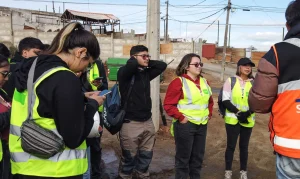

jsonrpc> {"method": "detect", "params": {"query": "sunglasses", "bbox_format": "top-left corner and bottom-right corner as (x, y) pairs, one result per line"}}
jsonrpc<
(134, 54), (151, 60)
(0, 71), (11, 78)
(189, 63), (203, 68)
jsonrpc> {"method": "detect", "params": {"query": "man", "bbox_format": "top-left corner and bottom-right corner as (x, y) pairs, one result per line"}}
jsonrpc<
(117, 45), (167, 178)
(81, 57), (108, 179)
(249, 1), (300, 178)
(3, 37), (44, 98)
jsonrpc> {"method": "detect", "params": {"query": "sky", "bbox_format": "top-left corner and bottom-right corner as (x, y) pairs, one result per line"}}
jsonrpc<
(0, 0), (292, 51)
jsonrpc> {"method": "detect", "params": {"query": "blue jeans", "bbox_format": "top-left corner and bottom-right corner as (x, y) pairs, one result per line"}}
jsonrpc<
(83, 147), (91, 179)
(276, 154), (300, 179)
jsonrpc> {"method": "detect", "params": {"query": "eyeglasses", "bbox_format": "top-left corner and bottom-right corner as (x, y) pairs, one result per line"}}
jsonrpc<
(134, 54), (151, 60)
(0, 71), (11, 78)
(189, 63), (203, 68)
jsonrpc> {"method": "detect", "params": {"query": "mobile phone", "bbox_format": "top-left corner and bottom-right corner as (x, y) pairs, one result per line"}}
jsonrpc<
(99, 90), (111, 96)
(94, 77), (103, 81)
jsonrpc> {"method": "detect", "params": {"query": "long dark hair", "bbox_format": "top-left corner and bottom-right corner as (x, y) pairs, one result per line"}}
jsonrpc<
(45, 22), (100, 60)
(176, 53), (201, 76)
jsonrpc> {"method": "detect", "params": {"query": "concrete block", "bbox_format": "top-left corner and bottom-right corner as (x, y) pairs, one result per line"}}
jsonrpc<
(0, 16), (10, 23)
(100, 44), (111, 50)
(0, 36), (12, 43)
(114, 53), (123, 57)
(14, 30), (37, 37)
(2, 23), (11, 30)
(0, 30), (12, 36)
(114, 39), (125, 45)
(173, 43), (192, 50)
(114, 46), (123, 52)
(98, 37), (111, 43)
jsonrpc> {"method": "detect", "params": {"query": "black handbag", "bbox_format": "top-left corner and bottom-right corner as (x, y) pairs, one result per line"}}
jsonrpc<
(20, 57), (65, 159)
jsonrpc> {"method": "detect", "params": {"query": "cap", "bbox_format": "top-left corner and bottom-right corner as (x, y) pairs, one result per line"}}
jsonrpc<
(237, 58), (255, 67)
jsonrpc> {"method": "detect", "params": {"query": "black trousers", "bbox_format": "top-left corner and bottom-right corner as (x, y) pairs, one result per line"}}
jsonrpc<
(89, 137), (102, 179)
(225, 123), (252, 171)
(174, 121), (207, 179)
(13, 175), (82, 179)
(0, 140), (12, 179)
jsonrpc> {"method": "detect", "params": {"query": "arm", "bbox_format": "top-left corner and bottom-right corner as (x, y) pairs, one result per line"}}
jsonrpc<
(95, 60), (108, 91)
(118, 57), (139, 81)
(249, 48), (278, 113)
(222, 78), (239, 113)
(206, 81), (214, 118)
(163, 78), (185, 121)
(148, 60), (167, 81)
(0, 110), (10, 131)
(51, 71), (98, 149)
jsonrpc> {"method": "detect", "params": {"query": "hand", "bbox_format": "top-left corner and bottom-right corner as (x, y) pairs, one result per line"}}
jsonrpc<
(92, 80), (102, 87)
(237, 111), (251, 124)
(87, 93), (106, 106)
(84, 91), (100, 98)
(179, 117), (188, 124)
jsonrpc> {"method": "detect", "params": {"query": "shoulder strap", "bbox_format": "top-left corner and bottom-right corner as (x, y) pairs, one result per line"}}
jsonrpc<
(26, 57), (38, 121)
(272, 45), (280, 75)
(124, 76), (135, 110)
(230, 77), (236, 90)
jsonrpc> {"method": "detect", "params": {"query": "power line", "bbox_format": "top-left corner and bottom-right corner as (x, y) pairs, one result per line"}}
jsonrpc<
(13, 0), (149, 6)
(122, 10), (147, 17)
(170, 8), (224, 17)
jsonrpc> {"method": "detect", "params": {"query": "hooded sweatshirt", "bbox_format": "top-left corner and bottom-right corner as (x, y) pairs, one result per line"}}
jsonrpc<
(14, 54), (98, 149)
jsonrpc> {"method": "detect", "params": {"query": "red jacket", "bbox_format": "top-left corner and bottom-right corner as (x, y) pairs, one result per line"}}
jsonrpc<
(164, 74), (214, 121)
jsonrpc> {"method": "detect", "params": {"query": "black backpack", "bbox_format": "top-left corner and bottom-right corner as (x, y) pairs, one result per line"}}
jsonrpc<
(218, 77), (254, 118)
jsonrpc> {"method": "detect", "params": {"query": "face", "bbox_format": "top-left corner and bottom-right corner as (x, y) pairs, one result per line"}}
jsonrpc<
(239, 64), (252, 76)
(22, 48), (42, 58)
(186, 57), (203, 76)
(133, 51), (150, 67)
(68, 48), (92, 73)
(0, 65), (10, 88)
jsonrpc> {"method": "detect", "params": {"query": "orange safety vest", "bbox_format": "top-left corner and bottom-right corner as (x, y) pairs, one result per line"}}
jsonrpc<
(270, 39), (300, 158)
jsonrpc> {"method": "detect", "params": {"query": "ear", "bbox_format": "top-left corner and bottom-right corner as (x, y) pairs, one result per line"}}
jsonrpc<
(22, 50), (27, 58)
(74, 47), (88, 58)
(286, 22), (291, 31)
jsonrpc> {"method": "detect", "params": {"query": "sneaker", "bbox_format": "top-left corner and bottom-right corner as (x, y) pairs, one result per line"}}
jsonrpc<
(224, 170), (232, 179)
(240, 170), (248, 179)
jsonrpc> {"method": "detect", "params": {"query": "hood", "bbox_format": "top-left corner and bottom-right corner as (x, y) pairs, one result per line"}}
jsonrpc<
(285, 23), (300, 40)
(15, 54), (68, 92)
(10, 52), (27, 63)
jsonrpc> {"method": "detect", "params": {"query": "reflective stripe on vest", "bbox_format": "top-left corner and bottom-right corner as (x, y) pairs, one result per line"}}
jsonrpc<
(88, 63), (103, 112)
(224, 78), (255, 128)
(9, 67), (88, 177)
(177, 77), (211, 125)
(270, 38), (300, 158)
(0, 140), (2, 162)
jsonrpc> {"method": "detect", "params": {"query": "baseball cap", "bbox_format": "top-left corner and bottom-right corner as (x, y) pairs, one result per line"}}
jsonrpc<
(237, 58), (255, 67)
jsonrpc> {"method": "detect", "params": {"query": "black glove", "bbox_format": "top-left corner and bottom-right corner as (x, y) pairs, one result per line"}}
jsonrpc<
(236, 111), (251, 124)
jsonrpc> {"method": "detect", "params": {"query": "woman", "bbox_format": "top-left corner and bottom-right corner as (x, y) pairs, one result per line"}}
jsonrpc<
(9, 22), (105, 179)
(0, 54), (12, 179)
(164, 53), (214, 179)
(222, 58), (255, 179)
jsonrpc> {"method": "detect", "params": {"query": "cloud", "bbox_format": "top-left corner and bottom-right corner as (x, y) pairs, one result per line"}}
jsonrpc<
(246, 32), (282, 42)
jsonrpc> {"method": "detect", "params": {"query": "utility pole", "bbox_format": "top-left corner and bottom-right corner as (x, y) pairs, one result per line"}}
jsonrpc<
(147, 0), (160, 132)
(220, 0), (231, 82)
(217, 20), (219, 46)
(282, 27), (285, 40)
(228, 24), (231, 48)
(165, 0), (169, 42)
(52, 1), (55, 13)
(46, 5), (47, 12)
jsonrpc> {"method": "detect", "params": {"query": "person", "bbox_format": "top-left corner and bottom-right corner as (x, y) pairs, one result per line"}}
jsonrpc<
(248, 1), (300, 178)
(164, 53), (213, 179)
(3, 37), (45, 98)
(81, 57), (108, 179)
(0, 55), (12, 179)
(222, 58), (255, 179)
(117, 45), (167, 178)
(0, 43), (10, 59)
(9, 22), (105, 179)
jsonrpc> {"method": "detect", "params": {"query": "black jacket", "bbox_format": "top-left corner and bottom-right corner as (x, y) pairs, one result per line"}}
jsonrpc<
(14, 55), (99, 149)
(117, 57), (167, 121)
(3, 52), (28, 98)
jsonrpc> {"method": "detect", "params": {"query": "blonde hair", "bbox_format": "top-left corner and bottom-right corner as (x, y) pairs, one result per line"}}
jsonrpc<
(46, 22), (100, 59)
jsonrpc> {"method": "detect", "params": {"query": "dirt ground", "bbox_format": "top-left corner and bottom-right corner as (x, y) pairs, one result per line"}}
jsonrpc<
(101, 69), (276, 179)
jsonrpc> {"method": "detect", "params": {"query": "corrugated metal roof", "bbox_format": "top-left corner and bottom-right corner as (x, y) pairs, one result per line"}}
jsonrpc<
(64, 9), (119, 21)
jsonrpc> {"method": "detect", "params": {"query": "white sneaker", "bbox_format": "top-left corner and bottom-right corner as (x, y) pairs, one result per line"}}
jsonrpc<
(240, 170), (248, 179)
(224, 170), (232, 179)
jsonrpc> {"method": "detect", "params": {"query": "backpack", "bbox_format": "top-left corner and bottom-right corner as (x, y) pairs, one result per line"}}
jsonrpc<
(218, 77), (254, 118)
(102, 76), (134, 135)
(218, 77), (237, 118)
